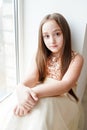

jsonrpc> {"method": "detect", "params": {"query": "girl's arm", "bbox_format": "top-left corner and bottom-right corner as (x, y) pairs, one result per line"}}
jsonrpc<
(19, 54), (39, 88)
(32, 54), (84, 98)
(14, 55), (39, 116)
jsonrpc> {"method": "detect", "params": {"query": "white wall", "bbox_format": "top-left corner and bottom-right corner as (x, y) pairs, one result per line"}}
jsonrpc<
(22, 0), (87, 101)
(77, 25), (87, 101)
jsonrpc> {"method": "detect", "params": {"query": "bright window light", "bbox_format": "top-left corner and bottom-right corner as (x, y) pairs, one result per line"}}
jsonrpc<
(0, 0), (19, 101)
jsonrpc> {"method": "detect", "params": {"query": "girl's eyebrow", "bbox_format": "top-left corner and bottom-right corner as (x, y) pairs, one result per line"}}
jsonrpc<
(43, 28), (62, 33)
(42, 28), (62, 35)
(53, 28), (62, 32)
(43, 32), (48, 35)
(42, 31), (49, 35)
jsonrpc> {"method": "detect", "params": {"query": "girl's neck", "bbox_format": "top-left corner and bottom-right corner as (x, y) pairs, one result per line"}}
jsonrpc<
(51, 52), (62, 59)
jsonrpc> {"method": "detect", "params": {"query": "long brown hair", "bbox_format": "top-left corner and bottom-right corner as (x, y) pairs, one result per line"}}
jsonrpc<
(36, 13), (78, 101)
(36, 13), (72, 81)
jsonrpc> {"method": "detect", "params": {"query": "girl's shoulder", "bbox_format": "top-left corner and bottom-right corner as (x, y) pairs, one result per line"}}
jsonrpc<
(71, 50), (78, 58)
(71, 50), (84, 64)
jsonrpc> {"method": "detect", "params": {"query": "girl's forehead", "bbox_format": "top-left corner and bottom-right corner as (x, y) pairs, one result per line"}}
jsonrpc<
(42, 20), (61, 34)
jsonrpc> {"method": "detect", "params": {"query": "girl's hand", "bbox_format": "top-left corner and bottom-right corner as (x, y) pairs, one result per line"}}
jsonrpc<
(14, 104), (29, 116)
(14, 84), (39, 116)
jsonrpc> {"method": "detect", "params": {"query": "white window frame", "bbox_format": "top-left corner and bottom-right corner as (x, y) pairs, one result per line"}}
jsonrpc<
(0, 0), (24, 102)
(16, 0), (24, 82)
(14, 0), (20, 83)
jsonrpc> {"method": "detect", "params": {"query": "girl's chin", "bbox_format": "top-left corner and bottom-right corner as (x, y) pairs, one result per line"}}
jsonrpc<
(49, 48), (62, 54)
(50, 50), (59, 53)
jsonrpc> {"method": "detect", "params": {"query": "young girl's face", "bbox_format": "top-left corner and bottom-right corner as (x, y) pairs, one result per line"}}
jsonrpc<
(42, 20), (64, 55)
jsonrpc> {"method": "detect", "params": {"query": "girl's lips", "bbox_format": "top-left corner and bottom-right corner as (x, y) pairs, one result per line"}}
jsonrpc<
(50, 45), (57, 48)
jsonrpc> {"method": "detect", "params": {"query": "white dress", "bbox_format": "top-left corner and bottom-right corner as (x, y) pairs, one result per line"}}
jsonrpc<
(0, 54), (81, 130)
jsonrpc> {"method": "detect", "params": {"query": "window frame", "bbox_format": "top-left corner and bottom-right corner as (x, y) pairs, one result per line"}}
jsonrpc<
(14, 0), (24, 83)
(0, 0), (24, 102)
(14, 0), (20, 83)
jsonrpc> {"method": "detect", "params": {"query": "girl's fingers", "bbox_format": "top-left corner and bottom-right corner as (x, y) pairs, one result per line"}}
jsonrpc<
(30, 90), (38, 101)
(18, 106), (24, 116)
(13, 105), (18, 114)
(23, 102), (35, 110)
(18, 106), (30, 116)
(13, 88), (39, 117)
(14, 105), (30, 116)
(28, 99), (36, 106)
(14, 105), (20, 115)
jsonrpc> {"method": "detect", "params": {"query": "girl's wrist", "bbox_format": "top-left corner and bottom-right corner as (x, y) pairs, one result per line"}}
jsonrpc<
(31, 87), (40, 99)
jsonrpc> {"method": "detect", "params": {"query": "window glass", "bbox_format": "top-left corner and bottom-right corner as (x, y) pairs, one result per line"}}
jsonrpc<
(0, 0), (18, 101)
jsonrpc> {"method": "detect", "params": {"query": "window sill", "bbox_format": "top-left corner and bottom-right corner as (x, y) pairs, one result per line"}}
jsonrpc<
(0, 92), (13, 103)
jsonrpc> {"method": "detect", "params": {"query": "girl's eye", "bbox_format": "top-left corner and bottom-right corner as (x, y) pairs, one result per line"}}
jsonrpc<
(46, 35), (49, 38)
(56, 32), (60, 36)
(43, 35), (49, 39)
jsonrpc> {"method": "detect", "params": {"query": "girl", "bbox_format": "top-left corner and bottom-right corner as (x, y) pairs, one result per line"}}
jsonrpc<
(0, 13), (84, 130)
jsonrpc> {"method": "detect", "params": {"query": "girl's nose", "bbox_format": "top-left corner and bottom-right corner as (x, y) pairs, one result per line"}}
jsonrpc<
(50, 36), (55, 44)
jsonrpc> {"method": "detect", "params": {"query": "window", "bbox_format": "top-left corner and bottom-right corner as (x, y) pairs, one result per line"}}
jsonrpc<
(0, 0), (19, 101)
